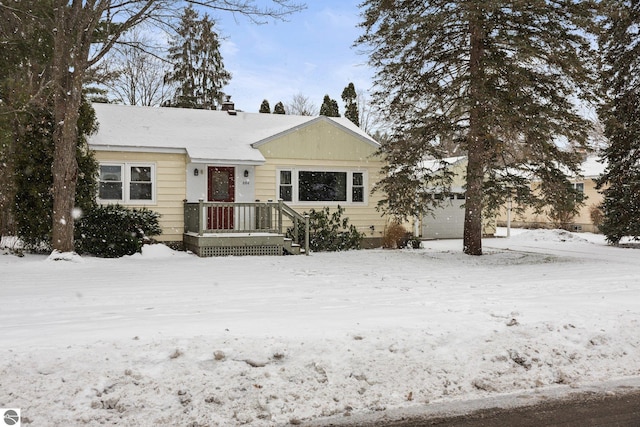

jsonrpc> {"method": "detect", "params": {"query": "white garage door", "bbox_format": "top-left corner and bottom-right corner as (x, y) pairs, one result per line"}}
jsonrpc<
(422, 195), (466, 239)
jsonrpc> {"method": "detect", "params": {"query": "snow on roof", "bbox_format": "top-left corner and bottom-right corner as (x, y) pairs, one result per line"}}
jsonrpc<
(88, 103), (379, 164)
(419, 155), (607, 180)
(579, 156), (607, 178)
(419, 156), (466, 172)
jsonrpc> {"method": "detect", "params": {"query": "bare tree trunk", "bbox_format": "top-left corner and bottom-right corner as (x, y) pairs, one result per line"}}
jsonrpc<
(47, 0), (150, 252)
(49, 2), (92, 253)
(51, 96), (81, 252)
(463, 10), (485, 256)
(51, 54), (79, 251)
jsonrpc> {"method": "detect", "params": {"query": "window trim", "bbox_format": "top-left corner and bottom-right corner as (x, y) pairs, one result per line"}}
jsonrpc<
(98, 162), (156, 205)
(277, 168), (367, 205)
(278, 170), (293, 202)
(572, 182), (585, 193)
(352, 172), (365, 203)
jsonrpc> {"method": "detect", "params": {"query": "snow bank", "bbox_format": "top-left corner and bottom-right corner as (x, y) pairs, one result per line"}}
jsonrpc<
(136, 243), (190, 259)
(508, 228), (591, 243)
(1, 230), (639, 426)
(46, 250), (84, 263)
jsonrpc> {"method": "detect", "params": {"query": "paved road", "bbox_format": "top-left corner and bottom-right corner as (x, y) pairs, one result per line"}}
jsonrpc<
(309, 382), (640, 427)
(368, 389), (640, 426)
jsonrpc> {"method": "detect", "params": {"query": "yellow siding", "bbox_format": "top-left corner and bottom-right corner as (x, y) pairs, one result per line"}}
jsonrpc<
(449, 161), (468, 190)
(258, 120), (379, 161)
(94, 151), (187, 243)
(578, 179), (603, 227)
(256, 128), (388, 243)
(497, 179), (604, 232)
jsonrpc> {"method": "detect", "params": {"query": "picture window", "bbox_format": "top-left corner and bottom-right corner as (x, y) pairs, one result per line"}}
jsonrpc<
(277, 169), (366, 204)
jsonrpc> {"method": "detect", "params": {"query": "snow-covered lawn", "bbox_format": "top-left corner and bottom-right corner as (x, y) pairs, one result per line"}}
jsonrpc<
(1, 229), (639, 426)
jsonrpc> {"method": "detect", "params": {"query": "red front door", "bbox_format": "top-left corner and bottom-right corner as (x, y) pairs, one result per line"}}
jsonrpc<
(207, 166), (235, 230)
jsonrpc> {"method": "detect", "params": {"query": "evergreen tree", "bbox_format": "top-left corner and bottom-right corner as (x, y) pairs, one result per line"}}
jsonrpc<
(259, 99), (271, 113)
(273, 101), (286, 114)
(341, 83), (359, 127)
(164, 6), (231, 109)
(597, 0), (640, 244)
(319, 95), (340, 117)
(14, 96), (98, 249)
(358, 1), (599, 255)
(0, 0), (53, 236)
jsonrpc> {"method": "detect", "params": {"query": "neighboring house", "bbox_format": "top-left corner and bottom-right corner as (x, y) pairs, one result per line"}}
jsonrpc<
(88, 102), (386, 255)
(418, 156), (496, 239)
(498, 156), (607, 233)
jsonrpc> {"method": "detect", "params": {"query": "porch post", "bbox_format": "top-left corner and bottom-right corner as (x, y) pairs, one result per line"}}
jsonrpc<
(198, 198), (205, 236)
(278, 199), (283, 234)
(183, 200), (188, 233)
(304, 214), (310, 255)
(506, 195), (512, 238)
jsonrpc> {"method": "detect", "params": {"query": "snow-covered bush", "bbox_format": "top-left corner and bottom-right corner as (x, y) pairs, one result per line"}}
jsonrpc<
(75, 205), (161, 257)
(288, 205), (363, 252)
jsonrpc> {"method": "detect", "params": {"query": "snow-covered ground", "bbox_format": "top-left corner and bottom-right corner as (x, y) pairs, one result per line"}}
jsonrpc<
(1, 228), (639, 426)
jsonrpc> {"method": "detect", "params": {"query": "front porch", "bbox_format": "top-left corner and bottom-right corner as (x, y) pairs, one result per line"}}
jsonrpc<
(183, 200), (309, 256)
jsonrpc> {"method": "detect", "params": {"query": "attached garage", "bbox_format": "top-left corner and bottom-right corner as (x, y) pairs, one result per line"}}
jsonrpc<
(422, 193), (466, 239)
(416, 156), (496, 240)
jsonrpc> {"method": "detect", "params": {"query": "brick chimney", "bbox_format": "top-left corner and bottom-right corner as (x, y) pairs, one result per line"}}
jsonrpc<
(221, 95), (236, 114)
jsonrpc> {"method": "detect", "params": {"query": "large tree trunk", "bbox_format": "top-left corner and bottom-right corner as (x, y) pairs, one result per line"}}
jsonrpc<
(463, 9), (485, 256)
(50, 4), (86, 253)
(51, 97), (80, 252)
(464, 138), (484, 255)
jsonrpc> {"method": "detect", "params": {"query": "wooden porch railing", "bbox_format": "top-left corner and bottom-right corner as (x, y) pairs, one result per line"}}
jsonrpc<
(184, 199), (310, 255)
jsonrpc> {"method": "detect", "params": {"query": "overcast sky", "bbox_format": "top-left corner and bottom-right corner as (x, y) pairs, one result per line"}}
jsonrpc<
(214, 1), (374, 114)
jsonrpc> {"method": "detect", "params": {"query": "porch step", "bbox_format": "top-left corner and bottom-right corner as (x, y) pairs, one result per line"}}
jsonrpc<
(283, 238), (302, 255)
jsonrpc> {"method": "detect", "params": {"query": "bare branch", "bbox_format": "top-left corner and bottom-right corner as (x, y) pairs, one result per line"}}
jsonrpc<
(185, 0), (306, 23)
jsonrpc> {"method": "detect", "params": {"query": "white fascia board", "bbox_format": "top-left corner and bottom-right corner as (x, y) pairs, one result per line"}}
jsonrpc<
(90, 144), (186, 155)
(188, 158), (265, 166)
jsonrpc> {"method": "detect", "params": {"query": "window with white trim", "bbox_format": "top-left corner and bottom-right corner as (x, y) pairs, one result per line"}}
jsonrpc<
(572, 182), (584, 193)
(277, 169), (366, 204)
(352, 172), (364, 202)
(279, 170), (293, 202)
(98, 163), (156, 204)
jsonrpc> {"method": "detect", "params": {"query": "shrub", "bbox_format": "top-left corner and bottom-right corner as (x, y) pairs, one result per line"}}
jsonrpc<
(382, 222), (407, 249)
(288, 205), (363, 252)
(382, 222), (420, 249)
(75, 205), (161, 257)
(405, 235), (422, 249)
(589, 205), (604, 230)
